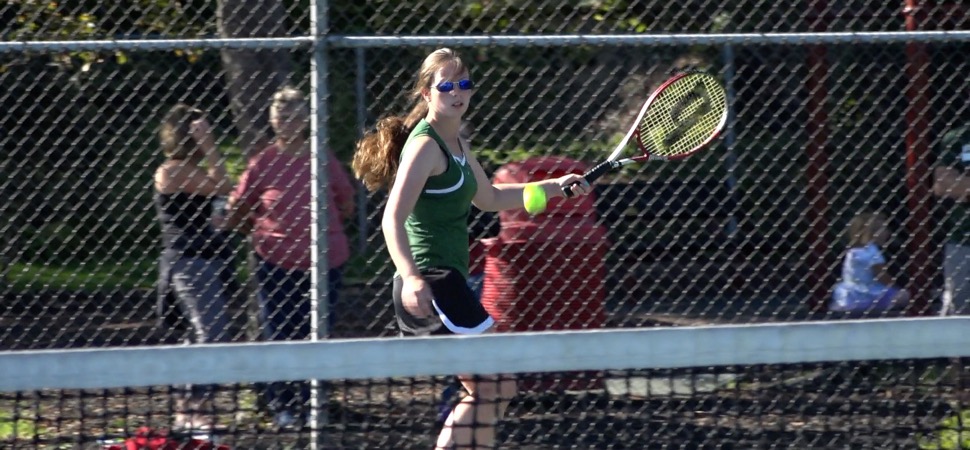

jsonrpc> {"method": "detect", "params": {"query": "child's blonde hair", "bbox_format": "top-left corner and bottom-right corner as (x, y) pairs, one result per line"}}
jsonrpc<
(846, 212), (888, 248)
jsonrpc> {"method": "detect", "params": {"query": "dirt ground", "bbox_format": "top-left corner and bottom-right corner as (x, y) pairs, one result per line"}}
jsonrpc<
(2, 362), (964, 449)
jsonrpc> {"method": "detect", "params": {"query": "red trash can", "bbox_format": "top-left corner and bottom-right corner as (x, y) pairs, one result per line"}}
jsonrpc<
(480, 156), (608, 391)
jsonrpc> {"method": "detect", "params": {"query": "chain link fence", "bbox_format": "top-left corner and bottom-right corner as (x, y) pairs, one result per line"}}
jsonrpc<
(2, 0), (970, 448)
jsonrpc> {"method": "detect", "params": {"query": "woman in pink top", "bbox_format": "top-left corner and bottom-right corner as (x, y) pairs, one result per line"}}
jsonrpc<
(226, 87), (356, 428)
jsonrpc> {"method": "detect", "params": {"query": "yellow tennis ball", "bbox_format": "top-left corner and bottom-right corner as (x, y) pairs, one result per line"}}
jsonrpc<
(523, 183), (548, 215)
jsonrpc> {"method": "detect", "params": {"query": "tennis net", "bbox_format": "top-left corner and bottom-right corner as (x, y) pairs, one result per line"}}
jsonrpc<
(1, 318), (969, 449)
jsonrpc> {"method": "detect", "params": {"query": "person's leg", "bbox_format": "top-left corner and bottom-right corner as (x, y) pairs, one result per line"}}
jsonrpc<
(255, 259), (311, 426)
(436, 374), (517, 450)
(289, 269), (312, 422)
(170, 257), (232, 430)
(326, 267), (343, 335)
(171, 257), (232, 342)
(254, 258), (290, 420)
(393, 268), (501, 447)
(942, 243), (957, 316)
(943, 243), (970, 400)
(944, 243), (970, 315)
(438, 272), (486, 422)
(431, 268), (503, 449)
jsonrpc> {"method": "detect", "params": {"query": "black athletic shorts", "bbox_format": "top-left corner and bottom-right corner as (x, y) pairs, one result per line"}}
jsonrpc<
(393, 267), (494, 336)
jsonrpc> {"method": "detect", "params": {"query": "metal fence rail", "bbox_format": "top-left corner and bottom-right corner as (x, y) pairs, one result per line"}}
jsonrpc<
(325, 30), (970, 47)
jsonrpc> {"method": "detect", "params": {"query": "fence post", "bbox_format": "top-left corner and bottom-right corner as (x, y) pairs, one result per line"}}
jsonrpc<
(310, 0), (331, 447)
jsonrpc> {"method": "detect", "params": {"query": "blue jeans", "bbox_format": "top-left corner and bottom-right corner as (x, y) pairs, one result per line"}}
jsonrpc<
(254, 257), (342, 414)
(170, 256), (232, 404)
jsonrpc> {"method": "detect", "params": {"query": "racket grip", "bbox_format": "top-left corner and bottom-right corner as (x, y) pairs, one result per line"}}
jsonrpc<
(562, 160), (617, 198)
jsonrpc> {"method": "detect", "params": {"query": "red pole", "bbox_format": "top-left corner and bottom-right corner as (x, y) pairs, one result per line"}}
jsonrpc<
(902, 0), (938, 316)
(805, 0), (834, 312)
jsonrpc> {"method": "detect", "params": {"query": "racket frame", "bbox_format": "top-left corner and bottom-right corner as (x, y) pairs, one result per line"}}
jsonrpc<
(563, 71), (728, 197)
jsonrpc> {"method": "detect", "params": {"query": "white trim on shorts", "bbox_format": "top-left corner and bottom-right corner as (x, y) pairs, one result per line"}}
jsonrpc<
(433, 299), (494, 335)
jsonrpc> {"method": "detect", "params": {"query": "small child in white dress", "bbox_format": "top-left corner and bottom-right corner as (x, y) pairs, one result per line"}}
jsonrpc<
(831, 212), (910, 313)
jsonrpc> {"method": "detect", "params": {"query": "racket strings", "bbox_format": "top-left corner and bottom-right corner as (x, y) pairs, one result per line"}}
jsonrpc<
(636, 74), (728, 158)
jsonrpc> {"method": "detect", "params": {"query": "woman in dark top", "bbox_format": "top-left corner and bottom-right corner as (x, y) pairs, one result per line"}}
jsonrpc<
(153, 104), (234, 432)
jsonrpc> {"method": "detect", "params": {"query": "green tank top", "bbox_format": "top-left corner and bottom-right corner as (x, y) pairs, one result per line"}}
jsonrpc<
(401, 119), (478, 278)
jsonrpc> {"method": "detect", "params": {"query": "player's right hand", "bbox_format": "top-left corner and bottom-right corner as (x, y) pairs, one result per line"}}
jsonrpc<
(402, 275), (434, 318)
(557, 174), (592, 198)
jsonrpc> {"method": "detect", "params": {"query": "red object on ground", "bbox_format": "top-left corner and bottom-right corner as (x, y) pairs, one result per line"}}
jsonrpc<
(480, 157), (608, 390)
(103, 426), (230, 450)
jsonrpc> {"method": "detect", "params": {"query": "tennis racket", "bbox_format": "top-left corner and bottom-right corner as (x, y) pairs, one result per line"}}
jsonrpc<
(563, 71), (729, 197)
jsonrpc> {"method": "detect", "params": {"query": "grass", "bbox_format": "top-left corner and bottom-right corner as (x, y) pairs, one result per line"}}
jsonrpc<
(4, 259), (156, 292)
(0, 127), (251, 295)
(920, 410), (970, 449)
(0, 410), (44, 441)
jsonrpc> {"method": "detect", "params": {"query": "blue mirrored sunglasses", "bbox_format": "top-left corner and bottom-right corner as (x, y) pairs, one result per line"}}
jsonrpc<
(435, 79), (475, 93)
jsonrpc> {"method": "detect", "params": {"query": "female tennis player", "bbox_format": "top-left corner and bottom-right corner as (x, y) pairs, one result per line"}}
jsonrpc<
(353, 47), (592, 450)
